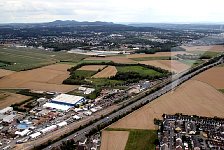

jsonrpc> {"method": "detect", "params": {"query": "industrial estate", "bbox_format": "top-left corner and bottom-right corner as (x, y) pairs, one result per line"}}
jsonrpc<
(0, 19), (224, 150)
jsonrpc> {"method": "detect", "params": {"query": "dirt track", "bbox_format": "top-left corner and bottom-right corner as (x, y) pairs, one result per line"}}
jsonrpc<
(110, 79), (224, 130)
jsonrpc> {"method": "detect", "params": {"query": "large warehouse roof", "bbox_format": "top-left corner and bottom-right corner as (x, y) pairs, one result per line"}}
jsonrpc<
(43, 103), (72, 111)
(51, 94), (85, 105)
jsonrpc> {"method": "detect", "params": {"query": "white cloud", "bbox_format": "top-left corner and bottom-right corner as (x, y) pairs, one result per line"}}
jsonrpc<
(0, 0), (224, 23)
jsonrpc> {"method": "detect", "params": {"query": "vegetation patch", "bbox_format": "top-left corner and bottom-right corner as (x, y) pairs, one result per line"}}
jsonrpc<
(131, 56), (172, 61)
(219, 89), (224, 93)
(125, 130), (157, 150)
(178, 59), (205, 67)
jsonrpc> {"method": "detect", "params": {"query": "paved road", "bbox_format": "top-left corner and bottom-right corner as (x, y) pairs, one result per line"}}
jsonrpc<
(44, 57), (223, 150)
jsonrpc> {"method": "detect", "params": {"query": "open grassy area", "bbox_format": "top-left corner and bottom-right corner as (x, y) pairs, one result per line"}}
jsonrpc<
(90, 78), (124, 87)
(105, 128), (157, 150)
(72, 70), (97, 78)
(0, 47), (87, 71)
(131, 56), (172, 61)
(116, 66), (162, 77)
(125, 130), (157, 150)
(178, 59), (205, 68)
(190, 51), (220, 58)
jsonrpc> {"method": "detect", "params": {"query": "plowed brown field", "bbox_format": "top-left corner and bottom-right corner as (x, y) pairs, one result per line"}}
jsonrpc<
(181, 45), (224, 52)
(77, 65), (106, 71)
(93, 66), (117, 78)
(110, 80), (224, 130)
(0, 69), (15, 78)
(139, 60), (190, 73)
(0, 64), (78, 93)
(193, 66), (224, 89)
(100, 131), (129, 150)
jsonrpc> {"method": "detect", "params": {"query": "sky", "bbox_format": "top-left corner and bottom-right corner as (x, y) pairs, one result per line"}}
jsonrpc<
(1, 0), (224, 23)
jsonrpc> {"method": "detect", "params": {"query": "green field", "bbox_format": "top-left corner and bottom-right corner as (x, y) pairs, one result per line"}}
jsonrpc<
(116, 66), (162, 77)
(105, 128), (157, 150)
(219, 89), (224, 93)
(178, 59), (204, 67)
(190, 51), (220, 58)
(72, 70), (97, 78)
(125, 130), (157, 150)
(131, 56), (172, 61)
(0, 47), (87, 71)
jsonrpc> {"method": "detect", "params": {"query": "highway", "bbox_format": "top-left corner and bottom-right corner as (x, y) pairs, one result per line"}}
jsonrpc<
(41, 56), (223, 150)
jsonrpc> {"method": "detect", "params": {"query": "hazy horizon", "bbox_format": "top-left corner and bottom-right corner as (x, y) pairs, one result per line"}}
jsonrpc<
(1, 0), (224, 24)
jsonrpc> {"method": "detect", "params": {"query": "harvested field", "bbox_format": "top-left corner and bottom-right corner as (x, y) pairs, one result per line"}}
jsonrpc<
(139, 60), (190, 73)
(93, 66), (117, 78)
(110, 80), (224, 130)
(77, 65), (106, 71)
(100, 131), (129, 150)
(0, 92), (31, 109)
(193, 66), (224, 89)
(84, 57), (135, 64)
(0, 69), (15, 78)
(126, 51), (190, 58)
(181, 45), (224, 52)
(0, 64), (78, 93)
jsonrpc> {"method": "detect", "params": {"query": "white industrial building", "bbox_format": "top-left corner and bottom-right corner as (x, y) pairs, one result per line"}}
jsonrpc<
(29, 132), (41, 139)
(57, 121), (67, 128)
(3, 114), (16, 123)
(51, 94), (86, 106)
(41, 125), (57, 134)
(43, 102), (73, 112)
(73, 115), (81, 120)
(0, 107), (13, 114)
(15, 129), (31, 137)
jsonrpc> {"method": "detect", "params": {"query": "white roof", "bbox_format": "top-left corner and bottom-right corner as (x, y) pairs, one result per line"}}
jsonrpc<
(43, 103), (72, 111)
(73, 115), (81, 120)
(41, 125), (57, 134)
(30, 132), (41, 139)
(90, 108), (97, 113)
(3, 114), (16, 123)
(0, 107), (13, 114)
(57, 121), (67, 127)
(15, 129), (30, 136)
(52, 94), (84, 105)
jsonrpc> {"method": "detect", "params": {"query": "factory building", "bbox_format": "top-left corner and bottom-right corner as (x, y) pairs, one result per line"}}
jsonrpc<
(51, 94), (86, 106)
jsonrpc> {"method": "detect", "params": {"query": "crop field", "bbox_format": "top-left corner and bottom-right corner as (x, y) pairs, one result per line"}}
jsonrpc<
(84, 56), (136, 64)
(139, 60), (190, 73)
(73, 70), (97, 78)
(181, 45), (224, 52)
(193, 66), (224, 89)
(0, 64), (78, 93)
(0, 47), (86, 71)
(125, 51), (190, 59)
(0, 91), (31, 109)
(110, 79), (224, 130)
(100, 131), (129, 150)
(93, 66), (117, 78)
(116, 65), (162, 76)
(77, 65), (106, 71)
(0, 69), (15, 78)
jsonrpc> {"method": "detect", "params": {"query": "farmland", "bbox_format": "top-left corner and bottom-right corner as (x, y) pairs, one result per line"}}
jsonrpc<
(139, 60), (190, 73)
(93, 66), (117, 78)
(0, 91), (31, 109)
(0, 47), (86, 71)
(84, 56), (136, 64)
(0, 64), (78, 93)
(0, 69), (15, 78)
(181, 45), (224, 52)
(110, 79), (224, 130)
(125, 51), (190, 58)
(77, 65), (106, 71)
(193, 66), (224, 89)
(100, 131), (129, 150)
